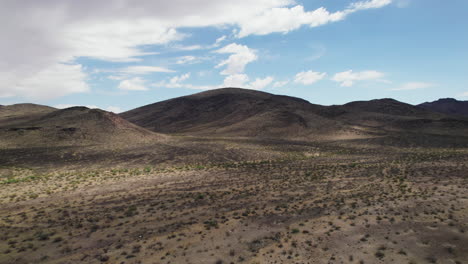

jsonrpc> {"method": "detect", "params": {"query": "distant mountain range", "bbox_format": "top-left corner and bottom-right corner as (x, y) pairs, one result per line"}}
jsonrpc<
(418, 98), (468, 117)
(121, 88), (468, 140)
(1, 88), (468, 148)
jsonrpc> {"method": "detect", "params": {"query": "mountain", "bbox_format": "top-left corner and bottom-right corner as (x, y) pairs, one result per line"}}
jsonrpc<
(0, 106), (162, 148)
(323, 98), (468, 138)
(120, 88), (356, 139)
(418, 98), (468, 117)
(121, 88), (468, 141)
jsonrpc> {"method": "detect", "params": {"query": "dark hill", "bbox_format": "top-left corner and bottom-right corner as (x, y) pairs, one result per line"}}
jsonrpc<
(419, 98), (468, 117)
(0, 106), (162, 148)
(323, 98), (468, 137)
(120, 88), (354, 139)
(343, 98), (432, 117)
(0, 103), (57, 127)
(121, 88), (468, 142)
(0, 103), (56, 117)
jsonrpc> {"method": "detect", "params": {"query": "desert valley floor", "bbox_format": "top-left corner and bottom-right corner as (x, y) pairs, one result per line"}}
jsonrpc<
(0, 137), (467, 264)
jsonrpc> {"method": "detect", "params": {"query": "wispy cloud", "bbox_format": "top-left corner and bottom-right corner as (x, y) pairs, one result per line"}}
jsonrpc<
(120, 66), (175, 74)
(118, 77), (149, 91)
(215, 43), (258, 75)
(391, 82), (435, 91)
(273, 80), (290, 88)
(331, 70), (385, 87)
(294, 71), (327, 85)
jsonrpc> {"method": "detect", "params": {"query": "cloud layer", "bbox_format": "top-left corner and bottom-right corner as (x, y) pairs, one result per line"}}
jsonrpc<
(0, 0), (392, 100)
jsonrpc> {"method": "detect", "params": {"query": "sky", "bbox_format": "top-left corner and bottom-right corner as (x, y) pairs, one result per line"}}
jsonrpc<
(1, 0), (467, 113)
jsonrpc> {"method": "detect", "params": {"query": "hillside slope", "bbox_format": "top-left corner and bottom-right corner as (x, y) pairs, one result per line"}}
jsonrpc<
(0, 103), (57, 127)
(419, 98), (468, 117)
(0, 106), (163, 148)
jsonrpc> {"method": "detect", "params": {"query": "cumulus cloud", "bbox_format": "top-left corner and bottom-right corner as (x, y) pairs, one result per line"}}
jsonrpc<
(391, 82), (435, 91)
(331, 70), (385, 87)
(222, 74), (274, 90)
(216, 44), (258, 75)
(222, 74), (251, 87)
(248, 76), (274, 90)
(237, 6), (345, 37)
(118, 77), (149, 91)
(237, 0), (392, 37)
(294, 71), (327, 85)
(215, 43), (262, 90)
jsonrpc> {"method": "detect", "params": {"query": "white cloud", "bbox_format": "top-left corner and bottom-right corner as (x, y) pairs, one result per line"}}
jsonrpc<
(64, 21), (180, 62)
(273, 80), (290, 88)
(170, 44), (204, 51)
(155, 72), (218, 90)
(170, 73), (191, 85)
(223, 74), (250, 87)
(294, 71), (327, 85)
(459, 92), (468, 98)
(221, 74), (273, 90)
(176, 56), (198, 65)
(118, 77), (148, 91)
(237, 6), (345, 37)
(391, 82), (435, 91)
(106, 106), (123, 113)
(249, 76), (274, 90)
(214, 35), (227, 47)
(162, 73), (191, 88)
(154, 70), (273, 91)
(0, 63), (89, 100)
(120, 66), (174, 74)
(348, 0), (393, 11)
(331, 70), (385, 87)
(216, 43), (258, 75)
(237, 0), (392, 37)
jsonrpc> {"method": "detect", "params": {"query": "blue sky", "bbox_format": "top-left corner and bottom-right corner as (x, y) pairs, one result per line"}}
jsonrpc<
(1, 0), (467, 112)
